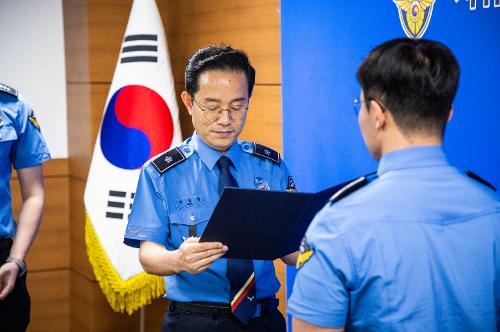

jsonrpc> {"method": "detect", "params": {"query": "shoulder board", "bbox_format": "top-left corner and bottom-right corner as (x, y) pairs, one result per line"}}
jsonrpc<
(465, 170), (496, 192)
(0, 83), (18, 97)
(252, 143), (281, 164)
(329, 172), (376, 205)
(151, 147), (189, 174)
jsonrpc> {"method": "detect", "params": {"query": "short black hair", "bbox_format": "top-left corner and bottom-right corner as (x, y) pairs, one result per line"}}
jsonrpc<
(184, 44), (256, 97)
(357, 38), (460, 135)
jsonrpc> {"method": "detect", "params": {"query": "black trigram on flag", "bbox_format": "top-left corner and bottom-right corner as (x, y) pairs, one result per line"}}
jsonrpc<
(106, 190), (135, 220)
(120, 34), (158, 63)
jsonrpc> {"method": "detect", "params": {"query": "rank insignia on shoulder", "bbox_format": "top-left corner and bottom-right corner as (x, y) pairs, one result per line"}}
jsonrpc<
(28, 110), (41, 131)
(253, 143), (281, 164)
(329, 172), (376, 205)
(152, 147), (186, 174)
(286, 176), (297, 192)
(465, 170), (496, 191)
(296, 236), (314, 269)
(0, 83), (18, 97)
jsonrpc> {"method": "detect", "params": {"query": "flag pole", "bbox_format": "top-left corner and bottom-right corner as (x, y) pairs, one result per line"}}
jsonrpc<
(140, 307), (145, 332)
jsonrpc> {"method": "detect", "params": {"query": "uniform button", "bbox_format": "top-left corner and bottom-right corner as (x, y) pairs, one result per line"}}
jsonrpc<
(190, 214), (196, 222)
(183, 147), (191, 153)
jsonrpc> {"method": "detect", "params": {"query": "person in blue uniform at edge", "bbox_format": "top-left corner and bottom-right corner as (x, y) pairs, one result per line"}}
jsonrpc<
(124, 45), (298, 332)
(0, 83), (51, 331)
(288, 38), (500, 332)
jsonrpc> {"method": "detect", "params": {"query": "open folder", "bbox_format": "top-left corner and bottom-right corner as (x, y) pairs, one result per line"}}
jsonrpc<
(200, 180), (351, 260)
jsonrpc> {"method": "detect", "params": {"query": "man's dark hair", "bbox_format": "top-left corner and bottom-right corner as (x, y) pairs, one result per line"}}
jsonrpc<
(357, 38), (460, 135)
(185, 44), (256, 97)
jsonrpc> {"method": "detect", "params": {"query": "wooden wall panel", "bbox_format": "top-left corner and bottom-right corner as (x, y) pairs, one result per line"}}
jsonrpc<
(69, 177), (94, 279)
(158, 0), (281, 85)
(85, 1), (132, 83)
(67, 83), (92, 180)
(81, 0), (281, 85)
(64, 0), (89, 83)
(70, 270), (168, 332)
(67, 83), (108, 180)
(10, 160), (70, 271)
(9, 159), (70, 332)
(11, 177), (70, 270)
(241, 85), (282, 152)
(28, 270), (70, 332)
(70, 271), (136, 331)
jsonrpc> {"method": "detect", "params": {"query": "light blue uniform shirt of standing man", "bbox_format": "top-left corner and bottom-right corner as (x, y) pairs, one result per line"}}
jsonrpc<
(288, 145), (500, 331)
(0, 88), (51, 238)
(125, 133), (295, 303)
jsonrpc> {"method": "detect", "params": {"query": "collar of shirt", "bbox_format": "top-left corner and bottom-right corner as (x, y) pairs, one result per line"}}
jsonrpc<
(191, 132), (242, 171)
(377, 145), (449, 176)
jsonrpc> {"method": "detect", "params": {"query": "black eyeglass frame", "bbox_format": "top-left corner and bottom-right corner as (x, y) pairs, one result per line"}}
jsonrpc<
(192, 97), (249, 122)
(353, 97), (387, 116)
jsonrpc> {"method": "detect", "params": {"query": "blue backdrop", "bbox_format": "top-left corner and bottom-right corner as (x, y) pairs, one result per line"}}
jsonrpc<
(281, 0), (500, 327)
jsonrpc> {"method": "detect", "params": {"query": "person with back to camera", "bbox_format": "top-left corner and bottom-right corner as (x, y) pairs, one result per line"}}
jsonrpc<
(288, 38), (500, 332)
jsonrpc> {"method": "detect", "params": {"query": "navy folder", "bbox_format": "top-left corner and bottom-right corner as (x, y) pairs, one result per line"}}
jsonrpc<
(200, 181), (349, 260)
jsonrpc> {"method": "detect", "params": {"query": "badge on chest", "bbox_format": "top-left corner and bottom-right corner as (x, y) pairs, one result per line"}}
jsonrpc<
(175, 194), (206, 210)
(254, 177), (270, 191)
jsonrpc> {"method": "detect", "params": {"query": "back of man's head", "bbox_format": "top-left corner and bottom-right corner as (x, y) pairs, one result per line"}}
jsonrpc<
(357, 38), (460, 136)
(184, 44), (256, 97)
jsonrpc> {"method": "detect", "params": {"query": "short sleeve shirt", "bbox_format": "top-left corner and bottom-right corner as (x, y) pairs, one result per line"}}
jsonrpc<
(0, 90), (51, 237)
(124, 133), (294, 303)
(288, 146), (500, 331)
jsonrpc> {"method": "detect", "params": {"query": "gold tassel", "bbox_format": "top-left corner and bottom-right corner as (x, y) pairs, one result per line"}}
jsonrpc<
(84, 211), (166, 315)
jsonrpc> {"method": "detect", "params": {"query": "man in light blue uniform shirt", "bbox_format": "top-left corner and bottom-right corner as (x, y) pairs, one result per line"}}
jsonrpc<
(0, 83), (50, 331)
(288, 39), (500, 331)
(124, 45), (297, 332)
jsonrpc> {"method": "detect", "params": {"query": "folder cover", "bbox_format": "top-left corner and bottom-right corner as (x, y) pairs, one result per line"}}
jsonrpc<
(200, 181), (349, 260)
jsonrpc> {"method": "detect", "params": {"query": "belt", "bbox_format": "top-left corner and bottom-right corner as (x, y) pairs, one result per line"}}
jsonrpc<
(170, 297), (279, 318)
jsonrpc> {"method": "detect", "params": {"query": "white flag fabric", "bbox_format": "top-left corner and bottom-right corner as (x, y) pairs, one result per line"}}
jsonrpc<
(84, 0), (181, 314)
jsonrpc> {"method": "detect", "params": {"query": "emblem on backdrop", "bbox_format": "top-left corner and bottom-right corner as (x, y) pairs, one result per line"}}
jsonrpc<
(394, 0), (436, 39)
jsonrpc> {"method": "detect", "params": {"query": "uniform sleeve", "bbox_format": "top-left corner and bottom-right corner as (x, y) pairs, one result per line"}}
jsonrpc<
(124, 166), (169, 248)
(287, 209), (354, 328)
(11, 101), (51, 169)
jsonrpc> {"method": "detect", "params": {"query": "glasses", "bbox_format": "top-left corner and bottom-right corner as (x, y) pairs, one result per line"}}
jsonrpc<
(193, 98), (248, 122)
(353, 97), (386, 116)
(353, 98), (363, 116)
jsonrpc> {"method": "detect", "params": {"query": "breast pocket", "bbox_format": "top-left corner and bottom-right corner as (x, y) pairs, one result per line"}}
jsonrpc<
(169, 208), (213, 247)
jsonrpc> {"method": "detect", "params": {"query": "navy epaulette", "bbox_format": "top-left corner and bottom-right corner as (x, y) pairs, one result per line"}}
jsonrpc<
(329, 172), (376, 205)
(151, 147), (189, 174)
(465, 170), (496, 192)
(252, 143), (281, 164)
(0, 83), (18, 97)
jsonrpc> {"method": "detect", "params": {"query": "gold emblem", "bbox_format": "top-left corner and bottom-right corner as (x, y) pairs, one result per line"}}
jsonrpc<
(394, 0), (436, 39)
(296, 237), (315, 269)
(28, 111), (41, 130)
